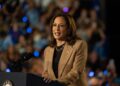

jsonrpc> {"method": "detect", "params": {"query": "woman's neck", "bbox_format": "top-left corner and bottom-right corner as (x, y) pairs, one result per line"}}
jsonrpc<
(56, 40), (66, 46)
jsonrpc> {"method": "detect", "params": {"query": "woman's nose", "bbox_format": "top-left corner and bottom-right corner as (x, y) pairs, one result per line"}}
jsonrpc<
(56, 25), (60, 30)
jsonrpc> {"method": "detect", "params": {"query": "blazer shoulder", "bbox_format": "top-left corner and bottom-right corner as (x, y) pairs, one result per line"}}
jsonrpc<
(73, 39), (88, 54)
(72, 39), (88, 52)
(44, 46), (52, 51)
(74, 39), (87, 47)
(44, 46), (53, 55)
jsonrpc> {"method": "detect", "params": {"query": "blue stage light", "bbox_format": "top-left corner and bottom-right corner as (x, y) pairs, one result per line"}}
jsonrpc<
(88, 70), (94, 77)
(63, 7), (69, 13)
(26, 27), (32, 33)
(5, 68), (11, 72)
(22, 16), (28, 23)
(103, 69), (108, 76)
(33, 50), (39, 57)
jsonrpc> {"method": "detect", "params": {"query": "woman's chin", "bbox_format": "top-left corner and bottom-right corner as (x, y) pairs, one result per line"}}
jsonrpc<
(54, 36), (61, 39)
(55, 37), (63, 40)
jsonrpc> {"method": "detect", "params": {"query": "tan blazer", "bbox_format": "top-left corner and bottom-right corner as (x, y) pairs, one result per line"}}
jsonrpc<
(43, 40), (88, 86)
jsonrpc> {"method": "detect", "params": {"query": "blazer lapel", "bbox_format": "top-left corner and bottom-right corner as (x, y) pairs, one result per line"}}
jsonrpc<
(58, 43), (73, 77)
(48, 47), (56, 79)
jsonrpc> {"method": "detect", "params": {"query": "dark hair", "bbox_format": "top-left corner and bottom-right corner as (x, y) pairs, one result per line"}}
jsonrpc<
(49, 13), (80, 47)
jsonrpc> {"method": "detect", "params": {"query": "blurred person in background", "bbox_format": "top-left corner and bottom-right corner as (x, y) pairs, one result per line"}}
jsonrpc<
(32, 28), (48, 53)
(22, 58), (43, 76)
(87, 50), (101, 72)
(42, 13), (88, 86)
(2, 0), (21, 23)
(24, 0), (39, 27)
(77, 8), (89, 29)
(8, 21), (23, 44)
(16, 35), (27, 54)
(20, 42), (34, 61)
(88, 77), (100, 86)
(77, 20), (97, 43)
(3, 45), (21, 72)
(0, 25), (13, 52)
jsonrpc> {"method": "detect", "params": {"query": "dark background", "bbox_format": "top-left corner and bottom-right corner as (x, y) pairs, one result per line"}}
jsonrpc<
(106, 0), (120, 77)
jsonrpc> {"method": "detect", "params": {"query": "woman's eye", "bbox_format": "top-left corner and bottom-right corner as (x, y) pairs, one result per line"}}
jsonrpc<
(52, 24), (66, 28)
(59, 25), (65, 28)
(53, 24), (56, 27)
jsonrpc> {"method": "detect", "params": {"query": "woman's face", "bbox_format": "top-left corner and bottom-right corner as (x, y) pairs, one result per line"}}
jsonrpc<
(52, 16), (67, 41)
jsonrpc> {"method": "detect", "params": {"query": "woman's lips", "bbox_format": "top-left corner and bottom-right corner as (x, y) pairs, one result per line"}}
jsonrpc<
(54, 32), (61, 36)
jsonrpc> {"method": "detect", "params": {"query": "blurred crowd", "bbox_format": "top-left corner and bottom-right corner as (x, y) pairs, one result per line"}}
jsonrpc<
(0, 0), (119, 85)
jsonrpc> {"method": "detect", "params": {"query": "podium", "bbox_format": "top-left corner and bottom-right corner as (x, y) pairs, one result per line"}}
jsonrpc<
(0, 72), (65, 86)
(0, 72), (26, 86)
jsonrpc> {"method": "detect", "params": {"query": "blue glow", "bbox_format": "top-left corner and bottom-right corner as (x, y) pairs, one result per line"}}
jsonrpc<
(34, 50), (39, 57)
(26, 27), (32, 33)
(63, 7), (69, 13)
(5, 68), (11, 72)
(106, 83), (109, 86)
(103, 70), (108, 76)
(22, 16), (28, 22)
(88, 71), (94, 77)
(0, 4), (2, 9)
